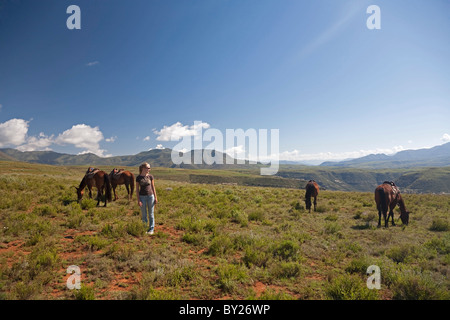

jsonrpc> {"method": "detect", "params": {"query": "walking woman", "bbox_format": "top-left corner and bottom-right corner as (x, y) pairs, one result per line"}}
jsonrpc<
(136, 162), (158, 235)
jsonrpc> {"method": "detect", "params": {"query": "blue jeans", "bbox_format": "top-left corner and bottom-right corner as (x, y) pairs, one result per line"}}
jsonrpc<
(139, 195), (155, 232)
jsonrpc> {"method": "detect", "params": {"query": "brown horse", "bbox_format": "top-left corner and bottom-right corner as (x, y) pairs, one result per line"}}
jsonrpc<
(109, 169), (135, 201)
(374, 181), (410, 228)
(305, 180), (319, 212)
(75, 168), (112, 207)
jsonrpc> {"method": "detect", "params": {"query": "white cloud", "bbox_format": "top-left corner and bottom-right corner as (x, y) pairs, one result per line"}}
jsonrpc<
(86, 61), (99, 67)
(105, 136), (117, 143)
(225, 145), (245, 157)
(0, 118), (29, 147)
(0, 119), (112, 156)
(55, 124), (108, 157)
(265, 146), (406, 163)
(17, 133), (54, 152)
(154, 121), (210, 141)
(441, 133), (450, 143)
(143, 136), (151, 141)
(149, 144), (165, 151)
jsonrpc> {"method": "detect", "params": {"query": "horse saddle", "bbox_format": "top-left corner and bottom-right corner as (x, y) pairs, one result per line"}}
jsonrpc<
(383, 181), (400, 195)
(85, 167), (100, 179)
(111, 168), (124, 180)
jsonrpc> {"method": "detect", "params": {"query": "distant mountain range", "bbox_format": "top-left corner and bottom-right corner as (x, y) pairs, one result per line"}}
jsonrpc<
(0, 148), (252, 169)
(3, 143), (448, 169)
(1, 146), (450, 193)
(320, 142), (450, 168)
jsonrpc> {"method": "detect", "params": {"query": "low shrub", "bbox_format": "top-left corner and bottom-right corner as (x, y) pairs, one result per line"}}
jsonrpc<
(315, 205), (327, 213)
(270, 261), (303, 278)
(386, 245), (415, 264)
(73, 285), (95, 300)
(208, 234), (234, 256)
(182, 232), (207, 246)
(166, 265), (198, 287)
(430, 218), (449, 232)
(272, 240), (301, 261)
(391, 270), (449, 300)
(345, 256), (371, 275)
(32, 205), (57, 217)
(216, 263), (248, 293)
(80, 198), (97, 210)
(326, 275), (379, 300)
(126, 220), (147, 237)
(243, 246), (271, 268)
(324, 222), (341, 235)
(248, 210), (265, 222)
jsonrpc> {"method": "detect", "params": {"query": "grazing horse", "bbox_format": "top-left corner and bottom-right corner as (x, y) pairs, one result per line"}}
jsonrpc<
(109, 168), (135, 201)
(75, 168), (112, 207)
(375, 181), (410, 228)
(305, 180), (319, 213)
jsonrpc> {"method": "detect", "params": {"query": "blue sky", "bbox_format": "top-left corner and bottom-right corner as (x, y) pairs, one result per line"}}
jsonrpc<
(0, 0), (449, 163)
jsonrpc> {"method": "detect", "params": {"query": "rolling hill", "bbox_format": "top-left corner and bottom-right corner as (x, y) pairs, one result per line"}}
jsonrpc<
(320, 142), (450, 168)
(0, 148), (251, 169)
(275, 166), (450, 193)
(2, 147), (450, 193)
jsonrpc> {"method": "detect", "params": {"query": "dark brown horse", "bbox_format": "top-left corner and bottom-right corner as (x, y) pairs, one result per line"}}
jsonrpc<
(375, 181), (410, 228)
(75, 168), (112, 207)
(305, 180), (319, 212)
(109, 169), (135, 201)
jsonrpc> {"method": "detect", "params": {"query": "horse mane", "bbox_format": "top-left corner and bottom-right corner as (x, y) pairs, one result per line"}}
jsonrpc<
(78, 176), (87, 189)
(305, 183), (314, 198)
(397, 195), (408, 214)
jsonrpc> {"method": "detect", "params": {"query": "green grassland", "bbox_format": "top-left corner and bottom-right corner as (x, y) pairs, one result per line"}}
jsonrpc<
(0, 161), (449, 300)
(276, 166), (450, 193)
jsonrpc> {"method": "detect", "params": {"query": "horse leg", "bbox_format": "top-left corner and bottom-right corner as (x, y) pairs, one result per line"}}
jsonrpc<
(389, 210), (396, 226)
(113, 185), (118, 201)
(388, 202), (396, 226)
(313, 196), (317, 212)
(102, 186), (107, 207)
(96, 186), (105, 207)
(377, 208), (382, 228)
(96, 189), (101, 207)
(383, 208), (390, 228)
(378, 205), (388, 228)
(305, 196), (311, 213)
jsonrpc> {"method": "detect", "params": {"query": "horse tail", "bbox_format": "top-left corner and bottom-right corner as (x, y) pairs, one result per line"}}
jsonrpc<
(305, 182), (313, 208)
(305, 183), (313, 198)
(104, 173), (112, 202)
(378, 187), (387, 213)
(130, 172), (135, 200)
